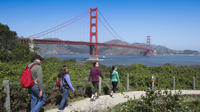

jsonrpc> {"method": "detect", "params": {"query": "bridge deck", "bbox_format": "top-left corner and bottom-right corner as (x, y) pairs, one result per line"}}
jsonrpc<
(20, 38), (150, 50)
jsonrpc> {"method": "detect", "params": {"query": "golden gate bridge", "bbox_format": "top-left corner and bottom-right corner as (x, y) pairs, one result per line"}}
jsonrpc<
(20, 8), (151, 60)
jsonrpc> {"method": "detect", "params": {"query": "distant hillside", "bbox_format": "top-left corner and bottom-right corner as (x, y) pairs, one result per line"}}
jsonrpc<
(36, 38), (200, 56)
(99, 40), (145, 55)
(43, 38), (61, 40)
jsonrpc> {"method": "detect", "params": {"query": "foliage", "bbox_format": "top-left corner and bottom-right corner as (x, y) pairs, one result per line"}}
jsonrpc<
(0, 23), (18, 50)
(119, 64), (200, 90)
(1, 59), (200, 111)
(10, 44), (37, 62)
(0, 23), (37, 62)
(0, 49), (12, 62)
(182, 95), (200, 111)
(114, 89), (191, 112)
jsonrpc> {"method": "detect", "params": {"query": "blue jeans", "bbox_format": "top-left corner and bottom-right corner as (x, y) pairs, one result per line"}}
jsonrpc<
(58, 87), (69, 110)
(29, 88), (46, 112)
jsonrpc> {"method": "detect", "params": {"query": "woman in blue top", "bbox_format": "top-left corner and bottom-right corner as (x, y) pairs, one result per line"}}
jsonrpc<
(110, 65), (120, 97)
(58, 66), (75, 111)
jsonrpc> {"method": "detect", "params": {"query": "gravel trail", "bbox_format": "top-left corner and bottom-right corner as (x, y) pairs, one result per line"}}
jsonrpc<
(46, 90), (200, 112)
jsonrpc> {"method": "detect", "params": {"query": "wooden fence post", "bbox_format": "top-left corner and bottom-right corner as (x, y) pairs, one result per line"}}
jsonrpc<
(173, 76), (175, 90)
(193, 77), (195, 90)
(3, 80), (11, 111)
(99, 76), (102, 94)
(126, 74), (129, 91)
(152, 75), (156, 89)
(152, 81), (154, 89)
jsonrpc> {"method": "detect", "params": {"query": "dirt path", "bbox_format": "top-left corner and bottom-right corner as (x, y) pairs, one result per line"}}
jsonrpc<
(46, 90), (200, 112)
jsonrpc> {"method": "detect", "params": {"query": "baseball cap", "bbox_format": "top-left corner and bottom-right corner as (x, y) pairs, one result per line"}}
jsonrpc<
(32, 55), (44, 62)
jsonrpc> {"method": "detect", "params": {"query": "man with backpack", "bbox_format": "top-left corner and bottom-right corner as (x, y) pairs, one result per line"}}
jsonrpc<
(28, 55), (46, 112)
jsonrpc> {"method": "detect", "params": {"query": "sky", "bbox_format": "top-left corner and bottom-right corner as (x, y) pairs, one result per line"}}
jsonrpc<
(0, 0), (200, 51)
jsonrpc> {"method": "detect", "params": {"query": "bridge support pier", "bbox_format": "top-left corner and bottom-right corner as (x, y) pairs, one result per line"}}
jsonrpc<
(146, 36), (151, 56)
(29, 36), (35, 52)
(20, 37), (35, 52)
(89, 45), (98, 59)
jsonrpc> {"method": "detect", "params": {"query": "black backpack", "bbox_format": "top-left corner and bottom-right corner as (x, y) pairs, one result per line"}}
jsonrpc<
(61, 76), (70, 89)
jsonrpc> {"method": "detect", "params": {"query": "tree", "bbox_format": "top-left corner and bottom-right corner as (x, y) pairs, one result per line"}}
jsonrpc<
(0, 23), (18, 50)
(0, 23), (37, 62)
(11, 44), (37, 62)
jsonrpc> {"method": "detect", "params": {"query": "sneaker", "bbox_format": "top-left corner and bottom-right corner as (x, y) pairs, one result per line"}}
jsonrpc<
(110, 94), (114, 98)
(90, 98), (95, 102)
(57, 110), (63, 112)
(68, 104), (72, 106)
(95, 96), (99, 99)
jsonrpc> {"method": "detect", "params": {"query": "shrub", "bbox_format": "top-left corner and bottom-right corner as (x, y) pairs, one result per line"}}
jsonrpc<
(1, 59), (200, 111)
(116, 89), (191, 112)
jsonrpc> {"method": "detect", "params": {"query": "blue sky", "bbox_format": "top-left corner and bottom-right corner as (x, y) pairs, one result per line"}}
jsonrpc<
(0, 0), (200, 51)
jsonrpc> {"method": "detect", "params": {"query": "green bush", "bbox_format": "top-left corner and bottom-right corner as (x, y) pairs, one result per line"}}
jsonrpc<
(115, 89), (190, 112)
(119, 64), (200, 90)
(1, 58), (200, 111)
(182, 95), (200, 111)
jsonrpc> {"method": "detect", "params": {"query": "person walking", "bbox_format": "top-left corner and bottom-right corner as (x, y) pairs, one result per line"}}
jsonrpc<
(58, 66), (75, 111)
(110, 65), (120, 97)
(88, 62), (104, 101)
(28, 55), (46, 112)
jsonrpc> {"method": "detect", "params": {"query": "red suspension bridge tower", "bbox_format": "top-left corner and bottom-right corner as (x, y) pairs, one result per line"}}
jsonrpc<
(89, 8), (98, 59)
(146, 35), (151, 56)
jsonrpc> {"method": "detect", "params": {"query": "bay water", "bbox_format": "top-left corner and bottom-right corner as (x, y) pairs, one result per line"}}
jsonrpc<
(44, 54), (200, 66)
